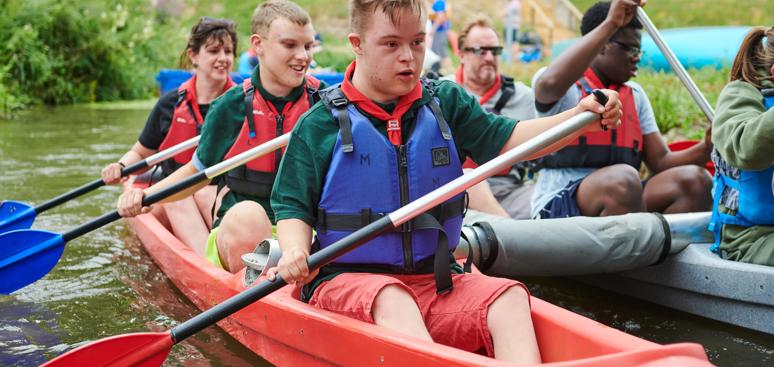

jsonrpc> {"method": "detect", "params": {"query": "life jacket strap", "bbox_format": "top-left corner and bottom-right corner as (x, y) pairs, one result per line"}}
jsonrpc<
(244, 84), (257, 139)
(492, 75), (516, 115)
(316, 196), (465, 233)
(321, 87), (354, 152)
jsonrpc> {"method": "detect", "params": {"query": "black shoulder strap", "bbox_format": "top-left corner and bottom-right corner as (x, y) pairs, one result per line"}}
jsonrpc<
(306, 85), (321, 107)
(175, 89), (187, 107)
(492, 75), (516, 115)
(320, 87), (354, 152)
(421, 78), (452, 141)
(244, 84), (257, 139)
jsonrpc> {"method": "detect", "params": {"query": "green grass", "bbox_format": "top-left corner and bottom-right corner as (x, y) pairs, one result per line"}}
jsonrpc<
(570, 0), (770, 28)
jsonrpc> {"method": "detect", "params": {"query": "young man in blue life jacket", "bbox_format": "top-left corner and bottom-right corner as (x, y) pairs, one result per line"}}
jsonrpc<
(710, 25), (774, 266)
(531, 0), (713, 219)
(441, 15), (536, 220)
(117, 0), (326, 273)
(266, 0), (621, 363)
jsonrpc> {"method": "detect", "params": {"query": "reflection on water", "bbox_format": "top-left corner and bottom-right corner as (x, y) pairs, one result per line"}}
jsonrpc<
(0, 104), (772, 367)
(0, 104), (258, 366)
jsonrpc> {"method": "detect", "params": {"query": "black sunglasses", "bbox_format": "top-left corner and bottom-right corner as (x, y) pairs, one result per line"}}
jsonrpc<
(462, 46), (504, 56)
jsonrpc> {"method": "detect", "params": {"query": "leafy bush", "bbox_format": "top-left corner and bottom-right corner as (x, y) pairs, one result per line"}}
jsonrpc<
(0, 0), (172, 113)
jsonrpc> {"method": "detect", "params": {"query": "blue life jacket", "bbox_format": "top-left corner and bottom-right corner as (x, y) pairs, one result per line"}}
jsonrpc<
(709, 87), (774, 252)
(316, 84), (465, 293)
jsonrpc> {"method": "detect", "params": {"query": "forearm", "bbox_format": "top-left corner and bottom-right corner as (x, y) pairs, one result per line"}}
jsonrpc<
(277, 219), (313, 254)
(534, 20), (618, 104)
(652, 143), (712, 173)
(144, 162), (210, 203)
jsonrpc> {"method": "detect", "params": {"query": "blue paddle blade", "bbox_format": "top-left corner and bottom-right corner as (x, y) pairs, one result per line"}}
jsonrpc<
(0, 229), (65, 294)
(0, 200), (37, 234)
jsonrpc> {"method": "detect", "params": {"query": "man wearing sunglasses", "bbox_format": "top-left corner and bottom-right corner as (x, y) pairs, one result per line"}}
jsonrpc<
(530, 0), (713, 220)
(441, 16), (535, 220)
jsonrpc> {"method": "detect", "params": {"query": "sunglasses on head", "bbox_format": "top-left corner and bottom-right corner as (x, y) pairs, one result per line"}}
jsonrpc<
(462, 46), (504, 56)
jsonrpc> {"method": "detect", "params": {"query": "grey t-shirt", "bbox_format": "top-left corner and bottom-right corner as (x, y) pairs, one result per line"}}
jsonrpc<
(442, 73), (537, 219)
(530, 67), (659, 217)
(440, 74), (535, 120)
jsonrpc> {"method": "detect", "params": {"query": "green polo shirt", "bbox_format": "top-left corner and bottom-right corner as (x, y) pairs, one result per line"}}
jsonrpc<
(194, 65), (328, 225)
(271, 79), (519, 226)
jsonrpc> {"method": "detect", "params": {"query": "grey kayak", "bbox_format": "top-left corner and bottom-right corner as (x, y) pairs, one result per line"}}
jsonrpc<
(573, 242), (774, 335)
(458, 211), (774, 335)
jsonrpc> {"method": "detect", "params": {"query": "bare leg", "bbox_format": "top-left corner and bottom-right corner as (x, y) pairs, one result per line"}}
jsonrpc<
(372, 285), (433, 341)
(576, 164), (643, 216)
(466, 181), (509, 217)
(192, 185), (218, 229)
(163, 196), (210, 257)
(643, 165), (712, 213)
(487, 286), (541, 363)
(150, 203), (171, 230)
(215, 201), (272, 273)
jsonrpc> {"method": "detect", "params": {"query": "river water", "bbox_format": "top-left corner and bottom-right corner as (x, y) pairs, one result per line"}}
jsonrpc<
(0, 104), (771, 366)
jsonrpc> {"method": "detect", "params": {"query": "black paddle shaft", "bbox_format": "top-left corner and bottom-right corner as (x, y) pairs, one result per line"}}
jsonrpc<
(61, 170), (207, 242)
(34, 161), (149, 214)
(171, 216), (395, 342)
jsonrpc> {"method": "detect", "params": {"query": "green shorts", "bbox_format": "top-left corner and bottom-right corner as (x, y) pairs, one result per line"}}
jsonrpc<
(204, 225), (278, 269)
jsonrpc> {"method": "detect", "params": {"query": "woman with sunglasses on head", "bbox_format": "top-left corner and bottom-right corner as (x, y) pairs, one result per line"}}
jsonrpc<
(530, 0), (713, 220)
(101, 17), (238, 255)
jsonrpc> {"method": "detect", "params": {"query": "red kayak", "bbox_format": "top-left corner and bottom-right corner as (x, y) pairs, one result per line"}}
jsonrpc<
(124, 181), (712, 366)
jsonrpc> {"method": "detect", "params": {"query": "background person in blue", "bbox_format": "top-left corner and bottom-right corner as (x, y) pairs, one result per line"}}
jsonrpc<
(428, 0), (452, 73)
(530, 0), (713, 219)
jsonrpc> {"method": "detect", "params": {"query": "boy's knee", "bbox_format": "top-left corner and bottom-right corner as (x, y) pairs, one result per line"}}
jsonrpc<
(675, 165), (712, 196)
(373, 284), (416, 317)
(222, 201), (271, 235)
(488, 286), (531, 321)
(596, 165), (642, 205)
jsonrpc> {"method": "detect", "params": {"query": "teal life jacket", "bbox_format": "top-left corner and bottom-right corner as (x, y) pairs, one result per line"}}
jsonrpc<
(708, 87), (774, 252)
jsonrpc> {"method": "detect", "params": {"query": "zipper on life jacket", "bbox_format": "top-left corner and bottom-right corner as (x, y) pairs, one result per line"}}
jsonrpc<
(396, 144), (414, 272)
(274, 114), (284, 171)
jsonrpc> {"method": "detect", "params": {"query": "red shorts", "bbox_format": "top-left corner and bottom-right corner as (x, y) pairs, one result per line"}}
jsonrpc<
(308, 272), (528, 357)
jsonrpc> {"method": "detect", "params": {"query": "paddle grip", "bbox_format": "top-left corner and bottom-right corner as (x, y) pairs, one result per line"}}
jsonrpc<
(591, 89), (609, 131)
(121, 160), (150, 177)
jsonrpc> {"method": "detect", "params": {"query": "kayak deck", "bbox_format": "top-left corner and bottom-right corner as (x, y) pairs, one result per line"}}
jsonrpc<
(123, 183), (711, 366)
(574, 243), (774, 335)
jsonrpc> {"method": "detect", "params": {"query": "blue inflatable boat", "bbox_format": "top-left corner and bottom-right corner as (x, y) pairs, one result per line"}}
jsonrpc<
(155, 69), (345, 95)
(552, 26), (752, 71)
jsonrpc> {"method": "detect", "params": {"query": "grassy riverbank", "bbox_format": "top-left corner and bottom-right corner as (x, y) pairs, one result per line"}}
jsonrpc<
(1, 0), (768, 136)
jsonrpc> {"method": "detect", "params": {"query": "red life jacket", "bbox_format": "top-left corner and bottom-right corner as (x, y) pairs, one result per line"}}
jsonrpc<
(537, 68), (643, 169)
(157, 76), (236, 176)
(223, 76), (321, 198)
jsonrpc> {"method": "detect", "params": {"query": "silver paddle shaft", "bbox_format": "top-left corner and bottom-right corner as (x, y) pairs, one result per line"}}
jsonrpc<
(637, 7), (715, 122)
(203, 134), (290, 179)
(145, 136), (201, 166)
(390, 111), (600, 225)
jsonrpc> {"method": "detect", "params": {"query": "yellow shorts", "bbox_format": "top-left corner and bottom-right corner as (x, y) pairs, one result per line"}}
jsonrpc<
(204, 225), (278, 269)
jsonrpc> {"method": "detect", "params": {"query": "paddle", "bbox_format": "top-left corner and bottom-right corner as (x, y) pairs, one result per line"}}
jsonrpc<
(0, 136), (201, 234)
(41, 94), (608, 367)
(636, 7), (715, 122)
(0, 134), (290, 295)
